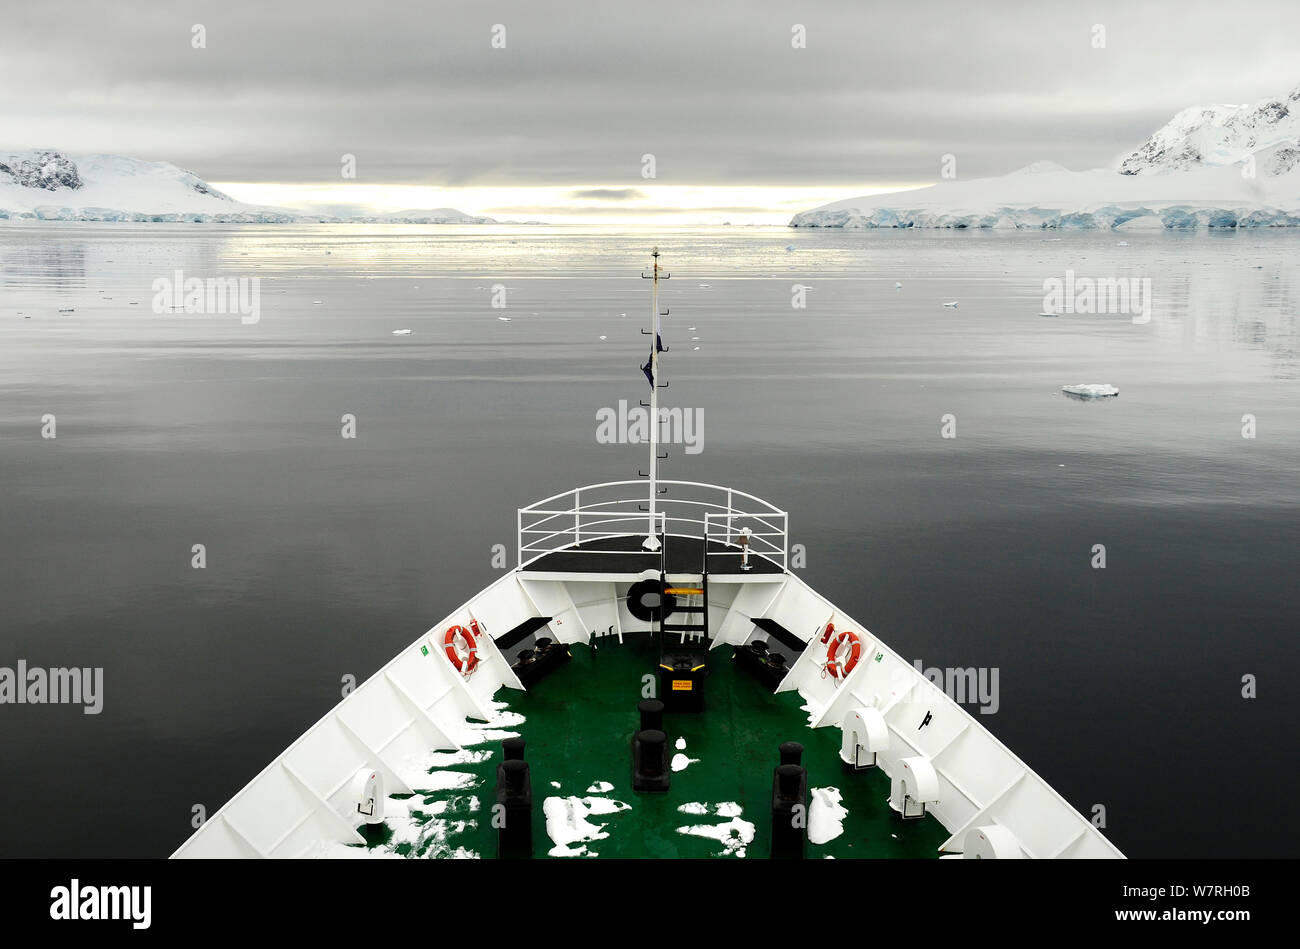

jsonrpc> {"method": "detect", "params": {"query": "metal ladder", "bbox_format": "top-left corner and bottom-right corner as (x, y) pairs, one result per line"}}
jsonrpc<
(657, 535), (709, 647)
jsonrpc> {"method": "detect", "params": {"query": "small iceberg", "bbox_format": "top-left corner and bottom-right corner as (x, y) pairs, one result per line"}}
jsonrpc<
(1062, 383), (1119, 399)
(391, 329), (412, 336)
(943, 300), (959, 308)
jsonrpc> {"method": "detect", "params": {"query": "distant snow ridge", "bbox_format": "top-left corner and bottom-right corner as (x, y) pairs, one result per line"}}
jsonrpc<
(792, 82), (1300, 230)
(0, 150), (497, 224)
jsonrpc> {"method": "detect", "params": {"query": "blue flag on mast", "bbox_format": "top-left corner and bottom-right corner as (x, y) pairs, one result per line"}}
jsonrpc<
(641, 334), (666, 387)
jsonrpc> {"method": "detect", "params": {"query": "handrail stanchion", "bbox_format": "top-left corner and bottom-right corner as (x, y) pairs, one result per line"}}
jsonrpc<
(574, 488), (581, 548)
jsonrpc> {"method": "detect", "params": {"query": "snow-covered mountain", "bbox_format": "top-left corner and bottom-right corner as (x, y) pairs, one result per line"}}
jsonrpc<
(1119, 86), (1300, 174)
(0, 151), (496, 224)
(792, 84), (1300, 229)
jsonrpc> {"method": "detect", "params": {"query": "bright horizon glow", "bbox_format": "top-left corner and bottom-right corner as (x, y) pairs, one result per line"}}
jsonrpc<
(209, 182), (934, 225)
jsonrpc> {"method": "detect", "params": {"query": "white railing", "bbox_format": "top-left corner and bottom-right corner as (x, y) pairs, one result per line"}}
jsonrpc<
(517, 480), (789, 571)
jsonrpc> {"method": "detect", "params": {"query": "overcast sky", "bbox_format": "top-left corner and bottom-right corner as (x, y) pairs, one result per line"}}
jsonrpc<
(3, 0), (1298, 219)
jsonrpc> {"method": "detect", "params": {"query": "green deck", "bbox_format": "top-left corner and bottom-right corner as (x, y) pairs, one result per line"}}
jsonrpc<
(363, 635), (950, 859)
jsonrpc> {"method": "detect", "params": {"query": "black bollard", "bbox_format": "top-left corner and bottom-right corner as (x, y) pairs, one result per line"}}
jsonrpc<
(502, 737), (526, 762)
(638, 698), (665, 733)
(632, 728), (671, 792)
(770, 749), (808, 860)
(779, 741), (803, 767)
(495, 743), (533, 858)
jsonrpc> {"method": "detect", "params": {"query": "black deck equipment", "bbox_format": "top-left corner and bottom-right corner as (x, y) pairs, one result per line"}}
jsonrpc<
(495, 738), (533, 858)
(770, 742), (808, 860)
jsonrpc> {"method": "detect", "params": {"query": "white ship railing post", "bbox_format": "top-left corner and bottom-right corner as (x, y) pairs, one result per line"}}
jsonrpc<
(726, 488), (733, 545)
(574, 487), (581, 547)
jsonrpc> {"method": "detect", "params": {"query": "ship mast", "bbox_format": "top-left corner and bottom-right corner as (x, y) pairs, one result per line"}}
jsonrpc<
(640, 247), (669, 551)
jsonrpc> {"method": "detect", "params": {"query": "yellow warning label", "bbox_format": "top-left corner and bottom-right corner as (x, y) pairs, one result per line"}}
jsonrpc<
(672, 679), (693, 691)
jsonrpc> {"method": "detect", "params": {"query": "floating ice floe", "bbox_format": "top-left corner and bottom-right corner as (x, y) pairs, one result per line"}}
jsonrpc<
(1062, 383), (1119, 399)
(543, 795), (631, 857)
(1039, 309), (1059, 317)
(943, 301), (959, 308)
(497, 316), (511, 322)
(895, 282), (902, 289)
(391, 329), (412, 335)
(808, 787), (848, 844)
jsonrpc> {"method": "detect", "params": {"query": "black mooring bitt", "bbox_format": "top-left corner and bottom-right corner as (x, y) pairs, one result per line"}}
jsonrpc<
(632, 727), (670, 792)
(770, 745), (808, 860)
(496, 742), (533, 858)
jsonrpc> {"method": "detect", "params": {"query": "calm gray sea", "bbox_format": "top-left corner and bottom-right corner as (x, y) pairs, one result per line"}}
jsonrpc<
(1, 223), (1296, 857)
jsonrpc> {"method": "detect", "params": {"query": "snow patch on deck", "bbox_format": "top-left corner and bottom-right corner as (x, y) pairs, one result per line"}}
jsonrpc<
(543, 795), (632, 857)
(678, 801), (742, 818)
(671, 736), (699, 772)
(448, 700), (525, 746)
(809, 787), (849, 844)
(676, 816), (755, 858)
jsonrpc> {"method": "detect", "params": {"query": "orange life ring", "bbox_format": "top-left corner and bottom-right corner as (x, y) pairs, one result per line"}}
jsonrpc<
(826, 630), (861, 680)
(444, 624), (479, 674)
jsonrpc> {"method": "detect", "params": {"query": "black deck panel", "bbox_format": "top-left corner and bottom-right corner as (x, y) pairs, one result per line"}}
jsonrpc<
(521, 534), (784, 575)
(751, 617), (810, 653)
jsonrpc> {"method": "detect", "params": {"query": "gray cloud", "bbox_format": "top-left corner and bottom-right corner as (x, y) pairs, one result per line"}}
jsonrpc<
(569, 188), (647, 201)
(2, 0), (1297, 187)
